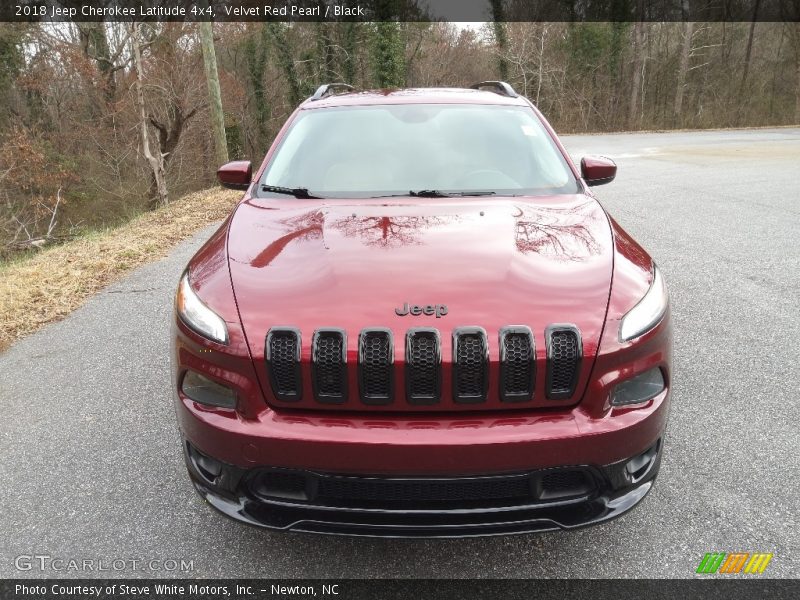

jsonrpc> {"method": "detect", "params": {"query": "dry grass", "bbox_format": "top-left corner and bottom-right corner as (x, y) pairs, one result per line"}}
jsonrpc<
(0, 187), (240, 353)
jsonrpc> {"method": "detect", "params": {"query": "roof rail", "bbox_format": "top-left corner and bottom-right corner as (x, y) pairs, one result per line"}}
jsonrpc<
(310, 83), (355, 101)
(469, 81), (519, 98)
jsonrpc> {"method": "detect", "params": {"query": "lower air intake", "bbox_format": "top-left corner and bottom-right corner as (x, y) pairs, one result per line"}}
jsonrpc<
(546, 325), (582, 400)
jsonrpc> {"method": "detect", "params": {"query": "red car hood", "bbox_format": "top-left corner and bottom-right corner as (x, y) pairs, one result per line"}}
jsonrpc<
(227, 195), (614, 412)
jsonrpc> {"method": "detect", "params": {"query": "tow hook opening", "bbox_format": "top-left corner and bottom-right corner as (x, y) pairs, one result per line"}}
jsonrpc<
(625, 441), (660, 482)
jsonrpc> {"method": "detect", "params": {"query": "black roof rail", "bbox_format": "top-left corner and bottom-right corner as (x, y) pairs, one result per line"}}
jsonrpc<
(310, 83), (355, 101)
(469, 81), (519, 98)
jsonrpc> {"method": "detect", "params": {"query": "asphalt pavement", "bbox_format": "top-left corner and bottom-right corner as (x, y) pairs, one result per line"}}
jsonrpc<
(1, 128), (798, 578)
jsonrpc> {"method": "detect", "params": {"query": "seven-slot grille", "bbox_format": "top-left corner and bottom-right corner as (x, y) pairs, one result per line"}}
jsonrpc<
(266, 325), (583, 406)
(545, 325), (582, 400)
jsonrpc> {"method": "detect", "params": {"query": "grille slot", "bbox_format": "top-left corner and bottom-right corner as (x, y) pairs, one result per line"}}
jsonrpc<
(405, 328), (441, 405)
(312, 329), (347, 404)
(452, 327), (489, 403)
(358, 329), (394, 405)
(265, 328), (302, 401)
(546, 325), (582, 399)
(499, 326), (535, 402)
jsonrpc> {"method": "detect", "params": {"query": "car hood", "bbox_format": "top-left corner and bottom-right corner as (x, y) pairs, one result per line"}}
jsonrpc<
(227, 195), (613, 364)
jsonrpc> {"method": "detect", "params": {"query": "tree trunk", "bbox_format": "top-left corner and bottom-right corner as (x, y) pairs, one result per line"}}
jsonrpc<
(674, 2), (693, 124)
(796, 49), (800, 124)
(794, 23), (800, 124)
(130, 22), (167, 208)
(628, 4), (645, 129)
(199, 21), (228, 169)
(490, 0), (509, 80)
(740, 0), (761, 95)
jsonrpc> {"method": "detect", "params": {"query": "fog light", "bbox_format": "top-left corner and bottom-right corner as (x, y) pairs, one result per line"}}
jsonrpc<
(611, 367), (664, 406)
(181, 370), (236, 409)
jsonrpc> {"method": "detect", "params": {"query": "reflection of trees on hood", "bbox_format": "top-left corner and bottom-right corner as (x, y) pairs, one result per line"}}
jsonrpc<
(250, 211), (324, 268)
(333, 215), (458, 248)
(513, 206), (600, 261)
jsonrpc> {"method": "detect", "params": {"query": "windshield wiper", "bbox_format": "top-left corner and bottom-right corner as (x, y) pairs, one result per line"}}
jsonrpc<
(261, 184), (324, 199)
(408, 189), (452, 197)
(408, 190), (498, 198)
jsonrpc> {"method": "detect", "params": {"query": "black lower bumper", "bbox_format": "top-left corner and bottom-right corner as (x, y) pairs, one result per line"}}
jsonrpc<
(183, 440), (662, 538)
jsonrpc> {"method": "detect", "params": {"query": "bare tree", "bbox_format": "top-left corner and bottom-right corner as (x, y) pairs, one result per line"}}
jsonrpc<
(130, 22), (167, 207)
(674, 1), (694, 123)
(628, 1), (646, 129)
(199, 21), (228, 168)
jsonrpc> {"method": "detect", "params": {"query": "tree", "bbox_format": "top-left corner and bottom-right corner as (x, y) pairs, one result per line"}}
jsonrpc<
(199, 21), (228, 168)
(490, 0), (510, 79)
(628, 0), (646, 129)
(130, 22), (167, 207)
(674, 1), (694, 123)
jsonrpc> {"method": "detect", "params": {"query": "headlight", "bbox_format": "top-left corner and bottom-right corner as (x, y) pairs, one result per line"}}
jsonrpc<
(619, 265), (668, 341)
(611, 367), (665, 406)
(175, 270), (228, 344)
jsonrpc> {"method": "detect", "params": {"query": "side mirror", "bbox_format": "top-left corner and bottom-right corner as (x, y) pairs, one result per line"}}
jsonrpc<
(581, 156), (617, 187)
(217, 161), (252, 191)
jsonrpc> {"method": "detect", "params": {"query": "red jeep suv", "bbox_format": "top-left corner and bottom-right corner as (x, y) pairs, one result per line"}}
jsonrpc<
(171, 82), (672, 537)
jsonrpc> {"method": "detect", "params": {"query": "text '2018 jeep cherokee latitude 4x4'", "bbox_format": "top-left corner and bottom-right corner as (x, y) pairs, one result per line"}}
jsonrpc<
(172, 81), (672, 537)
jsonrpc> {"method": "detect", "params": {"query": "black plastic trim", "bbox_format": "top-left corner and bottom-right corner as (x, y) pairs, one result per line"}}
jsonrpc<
(498, 326), (535, 403)
(452, 326), (489, 404)
(405, 328), (442, 405)
(185, 438), (664, 538)
(358, 328), (394, 406)
(545, 324), (582, 400)
(264, 327), (302, 402)
(310, 83), (354, 101)
(311, 328), (348, 404)
(469, 81), (518, 98)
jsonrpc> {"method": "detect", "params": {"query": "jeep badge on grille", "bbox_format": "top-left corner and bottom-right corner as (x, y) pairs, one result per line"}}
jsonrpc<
(395, 303), (448, 318)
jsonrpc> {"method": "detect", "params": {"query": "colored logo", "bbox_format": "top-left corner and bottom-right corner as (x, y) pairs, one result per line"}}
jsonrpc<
(696, 552), (773, 574)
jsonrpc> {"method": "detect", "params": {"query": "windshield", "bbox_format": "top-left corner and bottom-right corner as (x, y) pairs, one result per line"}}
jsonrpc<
(259, 104), (579, 198)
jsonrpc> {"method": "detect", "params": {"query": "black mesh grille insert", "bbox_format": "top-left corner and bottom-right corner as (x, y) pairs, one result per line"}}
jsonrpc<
(499, 327), (534, 402)
(312, 329), (347, 403)
(406, 329), (441, 404)
(317, 475), (533, 507)
(265, 328), (301, 401)
(546, 326), (581, 400)
(453, 328), (488, 403)
(359, 329), (393, 405)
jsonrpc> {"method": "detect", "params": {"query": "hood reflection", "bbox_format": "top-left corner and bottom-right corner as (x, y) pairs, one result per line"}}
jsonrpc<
(250, 211), (324, 268)
(513, 204), (600, 261)
(332, 214), (459, 248)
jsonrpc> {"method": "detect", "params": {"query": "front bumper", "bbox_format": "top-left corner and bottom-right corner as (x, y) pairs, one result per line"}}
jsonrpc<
(183, 438), (663, 538)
